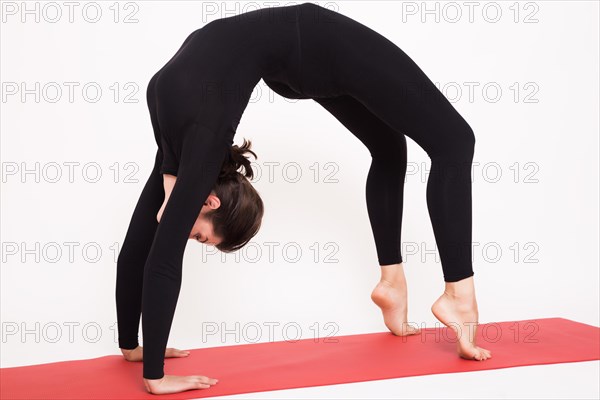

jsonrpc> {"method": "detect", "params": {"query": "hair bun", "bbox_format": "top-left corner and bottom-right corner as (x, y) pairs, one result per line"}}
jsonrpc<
(220, 138), (258, 180)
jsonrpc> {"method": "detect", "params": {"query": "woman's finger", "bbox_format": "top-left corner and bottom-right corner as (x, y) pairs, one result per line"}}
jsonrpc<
(193, 375), (218, 385)
(204, 376), (218, 385)
(165, 347), (191, 357)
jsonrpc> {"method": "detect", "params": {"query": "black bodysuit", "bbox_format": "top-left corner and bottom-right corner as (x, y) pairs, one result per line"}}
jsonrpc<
(116, 2), (476, 379)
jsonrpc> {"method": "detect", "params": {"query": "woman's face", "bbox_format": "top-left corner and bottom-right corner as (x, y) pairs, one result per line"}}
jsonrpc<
(189, 193), (222, 246)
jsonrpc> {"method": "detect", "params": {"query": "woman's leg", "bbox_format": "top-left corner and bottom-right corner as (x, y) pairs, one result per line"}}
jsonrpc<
(314, 95), (418, 336)
(315, 95), (407, 267)
(333, 25), (489, 360)
(343, 47), (476, 283)
(300, 3), (475, 282)
(313, 94), (490, 362)
(304, 4), (489, 358)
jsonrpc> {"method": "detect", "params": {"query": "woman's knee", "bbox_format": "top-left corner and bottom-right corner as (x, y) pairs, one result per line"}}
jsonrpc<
(433, 121), (475, 161)
(458, 122), (476, 158)
(367, 131), (407, 163)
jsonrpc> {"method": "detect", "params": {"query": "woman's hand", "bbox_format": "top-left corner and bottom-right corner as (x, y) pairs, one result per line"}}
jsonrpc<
(143, 374), (219, 394)
(120, 346), (190, 362)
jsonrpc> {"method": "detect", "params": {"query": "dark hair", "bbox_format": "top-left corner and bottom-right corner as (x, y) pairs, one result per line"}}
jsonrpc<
(205, 138), (264, 253)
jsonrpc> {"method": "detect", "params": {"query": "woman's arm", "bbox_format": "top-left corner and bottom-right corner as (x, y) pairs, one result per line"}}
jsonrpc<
(141, 122), (229, 380)
(116, 149), (164, 352)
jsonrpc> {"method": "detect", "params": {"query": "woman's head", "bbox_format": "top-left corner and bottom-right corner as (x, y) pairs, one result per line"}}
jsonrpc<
(194, 138), (264, 253)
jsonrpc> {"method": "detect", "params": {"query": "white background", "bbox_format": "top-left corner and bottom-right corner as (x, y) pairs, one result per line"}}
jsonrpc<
(1, 1), (598, 398)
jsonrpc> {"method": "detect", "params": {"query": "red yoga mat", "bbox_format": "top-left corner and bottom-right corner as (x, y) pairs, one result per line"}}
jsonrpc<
(2, 317), (599, 399)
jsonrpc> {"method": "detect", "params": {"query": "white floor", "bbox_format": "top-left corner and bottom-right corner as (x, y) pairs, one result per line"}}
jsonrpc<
(209, 361), (599, 400)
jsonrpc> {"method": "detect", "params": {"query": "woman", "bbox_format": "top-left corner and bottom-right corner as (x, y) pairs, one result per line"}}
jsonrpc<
(116, 2), (490, 395)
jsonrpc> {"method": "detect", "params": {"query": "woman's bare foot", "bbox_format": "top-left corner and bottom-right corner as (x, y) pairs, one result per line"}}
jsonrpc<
(371, 263), (420, 336)
(120, 345), (190, 362)
(430, 276), (492, 361)
(144, 374), (218, 395)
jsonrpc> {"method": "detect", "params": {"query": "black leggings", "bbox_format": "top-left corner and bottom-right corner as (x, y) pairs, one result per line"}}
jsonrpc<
(116, 2), (475, 380)
(315, 94), (475, 280)
(299, 4), (476, 281)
